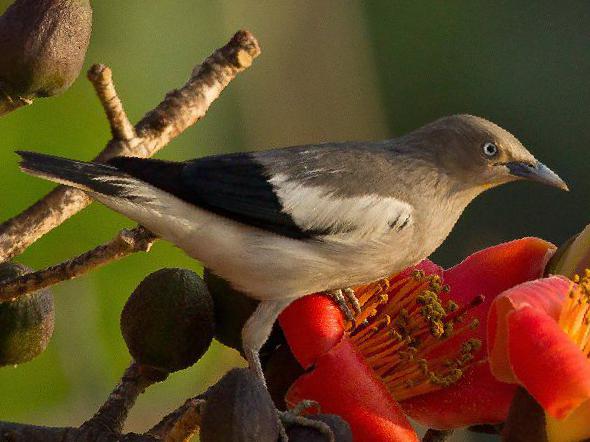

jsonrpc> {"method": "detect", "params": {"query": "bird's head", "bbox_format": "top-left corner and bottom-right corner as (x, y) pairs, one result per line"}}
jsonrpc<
(409, 114), (568, 193)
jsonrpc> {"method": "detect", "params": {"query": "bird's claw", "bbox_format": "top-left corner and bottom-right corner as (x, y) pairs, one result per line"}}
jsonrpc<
(279, 400), (335, 442)
(343, 287), (362, 315)
(326, 288), (361, 323)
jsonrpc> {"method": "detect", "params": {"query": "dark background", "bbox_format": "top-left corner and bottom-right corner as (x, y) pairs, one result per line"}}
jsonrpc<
(0, 2), (587, 440)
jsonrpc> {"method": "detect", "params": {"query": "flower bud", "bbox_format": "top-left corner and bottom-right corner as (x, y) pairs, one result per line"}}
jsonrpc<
(0, 262), (54, 366)
(545, 223), (590, 278)
(286, 414), (352, 442)
(200, 368), (279, 442)
(0, 0), (92, 115)
(120, 268), (214, 373)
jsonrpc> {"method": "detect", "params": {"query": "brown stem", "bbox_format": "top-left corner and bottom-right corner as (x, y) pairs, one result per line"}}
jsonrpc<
(0, 30), (261, 263)
(0, 422), (76, 442)
(0, 421), (158, 441)
(147, 397), (206, 442)
(0, 226), (157, 302)
(87, 64), (136, 142)
(81, 362), (168, 435)
(0, 95), (32, 117)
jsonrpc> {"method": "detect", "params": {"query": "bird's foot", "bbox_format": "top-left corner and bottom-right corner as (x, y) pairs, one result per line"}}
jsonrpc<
(325, 288), (362, 323)
(343, 287), (362, 316)
(279, 400), (335, 442)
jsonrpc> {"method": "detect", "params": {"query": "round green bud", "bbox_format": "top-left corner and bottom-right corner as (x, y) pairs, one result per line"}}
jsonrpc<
(0, 0), (92, 112)
(200, 368), (279, 442)
(120, 268), (214, 373)
(0, 262), (55, 367)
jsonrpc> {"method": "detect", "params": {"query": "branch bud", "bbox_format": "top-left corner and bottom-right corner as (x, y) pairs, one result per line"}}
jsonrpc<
(0, 262), (54, 366)
(0, 0), (92, 115)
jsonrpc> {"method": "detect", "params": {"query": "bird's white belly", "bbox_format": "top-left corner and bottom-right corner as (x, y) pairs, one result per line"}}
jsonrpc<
(183, 217), (420, 301)
(97, 185), (423, 301)
(191, 232), (420, 301)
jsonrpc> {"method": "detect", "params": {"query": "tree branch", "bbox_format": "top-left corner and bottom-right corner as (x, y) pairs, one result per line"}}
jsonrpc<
(0, 421), (77, 442)
(0, 366), (206, 442)
(147, 397), (205, 442)
(0, 84), (32, 117)
(87, 64), (136, 142)
(81, 362), (168, 435)
(0, 225), (157, 302)
(0, 30), (261, 263)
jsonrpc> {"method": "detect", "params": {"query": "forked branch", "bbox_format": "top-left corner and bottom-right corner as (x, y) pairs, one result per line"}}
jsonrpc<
(0, 30), (260, 263)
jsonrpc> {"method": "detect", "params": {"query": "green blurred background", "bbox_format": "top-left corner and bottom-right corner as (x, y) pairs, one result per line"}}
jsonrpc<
(0, 1), (588, 441)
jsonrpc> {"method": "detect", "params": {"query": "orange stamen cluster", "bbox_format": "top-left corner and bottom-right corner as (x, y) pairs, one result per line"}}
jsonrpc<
(559, 269), (590, 357)
(347, 270), (483, 401)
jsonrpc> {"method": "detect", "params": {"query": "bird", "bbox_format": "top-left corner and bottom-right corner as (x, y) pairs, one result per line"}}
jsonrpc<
(17, 114), (568, 389)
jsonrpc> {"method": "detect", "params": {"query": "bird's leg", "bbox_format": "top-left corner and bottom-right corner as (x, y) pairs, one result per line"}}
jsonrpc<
(242, 299), (334, 442)
(325, 287), (362, 322)
(242, 299), (292, 387)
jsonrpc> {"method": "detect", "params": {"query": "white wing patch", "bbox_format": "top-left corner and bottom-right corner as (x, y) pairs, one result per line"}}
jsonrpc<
(269, 173), (413, 240)
(92, 175), (171, 208)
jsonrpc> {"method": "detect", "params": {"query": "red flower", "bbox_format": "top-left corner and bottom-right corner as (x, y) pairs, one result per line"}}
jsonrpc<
(488, 271), (590, 442)
(279, 238), (555, 441)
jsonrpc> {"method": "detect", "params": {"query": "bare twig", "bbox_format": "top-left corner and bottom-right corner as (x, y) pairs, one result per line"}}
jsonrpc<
(82, 362), (168, 435)
(147, 397), (206, 442)
(87, 64), (136, 142)
(0, 423), (158, 441)
(0, 421), (78, 442)
(0, 30), (261, 263)
(0, 226), (157, 302)
(0, 365), (205, 441)
(0, 84), (32, 117)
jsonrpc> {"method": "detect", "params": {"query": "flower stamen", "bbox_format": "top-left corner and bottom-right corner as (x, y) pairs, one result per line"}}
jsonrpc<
(559, 269), (590, 357)
(347, 270), (483, 401)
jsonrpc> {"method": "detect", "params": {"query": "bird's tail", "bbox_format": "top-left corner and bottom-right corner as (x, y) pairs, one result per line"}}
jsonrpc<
(17, 150), (134, 197)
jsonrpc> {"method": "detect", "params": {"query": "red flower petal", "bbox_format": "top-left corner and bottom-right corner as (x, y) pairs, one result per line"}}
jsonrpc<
(488, 276), (569, 382)
(430, 237), (555, 360)
(506, 305), (590, 419)
(401, 360), (517, 429)
(279, 294), (345, 368)
(393, 259), (443, 280)
(286, 339), (418, 442)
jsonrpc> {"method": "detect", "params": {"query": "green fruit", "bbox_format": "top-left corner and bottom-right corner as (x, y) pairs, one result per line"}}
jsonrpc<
(120, 268), (215, 373)
(200, 368), (279, 442)
(0, 0), (92, 114)
(0, 262), (55, 366)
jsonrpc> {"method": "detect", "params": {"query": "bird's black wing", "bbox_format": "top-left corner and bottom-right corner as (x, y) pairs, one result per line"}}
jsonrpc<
(108, 154), (313, 239)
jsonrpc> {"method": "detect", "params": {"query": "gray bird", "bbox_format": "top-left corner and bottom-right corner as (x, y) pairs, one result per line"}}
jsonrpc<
(17, 114), (567, 389)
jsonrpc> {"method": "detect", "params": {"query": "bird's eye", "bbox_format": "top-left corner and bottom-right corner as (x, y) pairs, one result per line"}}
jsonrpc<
(482, 142), (498, 157)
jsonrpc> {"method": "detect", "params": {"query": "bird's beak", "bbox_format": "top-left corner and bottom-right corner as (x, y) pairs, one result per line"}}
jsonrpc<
(506, 161), (569, 191)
